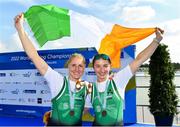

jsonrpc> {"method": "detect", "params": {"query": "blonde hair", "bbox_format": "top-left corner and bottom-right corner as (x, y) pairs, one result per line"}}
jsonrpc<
(65, 53), (86, 68)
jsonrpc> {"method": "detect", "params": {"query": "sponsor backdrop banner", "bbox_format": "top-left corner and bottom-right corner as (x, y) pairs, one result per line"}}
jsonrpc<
(0, 46), (136, 124)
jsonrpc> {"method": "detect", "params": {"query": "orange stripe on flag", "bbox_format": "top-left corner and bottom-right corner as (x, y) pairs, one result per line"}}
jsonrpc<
(98, 24), (156, 68)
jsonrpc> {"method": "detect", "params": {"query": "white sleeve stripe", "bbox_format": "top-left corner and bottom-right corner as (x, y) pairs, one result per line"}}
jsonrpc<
(113, 65), (133, 99)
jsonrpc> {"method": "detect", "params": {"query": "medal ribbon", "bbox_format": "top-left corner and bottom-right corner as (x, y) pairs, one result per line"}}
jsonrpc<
(95, 79), (110, 111)
(67, 77), (76, 111)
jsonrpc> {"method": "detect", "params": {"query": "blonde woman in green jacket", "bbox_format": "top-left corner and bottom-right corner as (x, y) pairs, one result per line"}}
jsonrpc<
(15, 13), (89, 126)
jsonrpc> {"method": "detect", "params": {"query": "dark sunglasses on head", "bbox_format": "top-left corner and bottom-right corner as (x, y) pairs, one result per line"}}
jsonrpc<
(94, 54), (110, 60)
(92, 54), (111, 66)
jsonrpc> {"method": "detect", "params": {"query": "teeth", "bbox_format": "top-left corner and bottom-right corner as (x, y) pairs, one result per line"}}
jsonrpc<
(99, 74), (105, 76)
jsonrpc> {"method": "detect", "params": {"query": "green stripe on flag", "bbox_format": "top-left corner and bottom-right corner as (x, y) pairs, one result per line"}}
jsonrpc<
(24, 4), (71, 47)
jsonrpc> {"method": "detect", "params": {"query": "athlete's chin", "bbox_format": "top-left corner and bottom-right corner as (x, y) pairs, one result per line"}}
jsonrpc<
(98, 75), (107, 81)
(73, 75), (82, 79)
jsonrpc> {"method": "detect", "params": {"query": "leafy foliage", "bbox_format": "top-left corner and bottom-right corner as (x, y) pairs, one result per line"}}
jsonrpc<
(148, 44), (178, 116)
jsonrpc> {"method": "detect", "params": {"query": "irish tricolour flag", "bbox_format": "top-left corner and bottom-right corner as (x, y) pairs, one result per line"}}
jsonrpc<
(24, 4), (156, 68)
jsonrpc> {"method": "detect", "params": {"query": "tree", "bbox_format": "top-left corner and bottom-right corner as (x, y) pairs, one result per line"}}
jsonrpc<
(148, 44), (178, 126)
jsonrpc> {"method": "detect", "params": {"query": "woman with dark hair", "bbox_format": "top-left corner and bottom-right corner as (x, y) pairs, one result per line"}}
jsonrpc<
(86, 28), (163, 126)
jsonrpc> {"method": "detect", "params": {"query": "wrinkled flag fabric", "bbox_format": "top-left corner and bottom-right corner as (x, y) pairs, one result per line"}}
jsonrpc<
(24, 4), (156, 68)
(99, 25), (156, 68)
(24, 4), (70, 47)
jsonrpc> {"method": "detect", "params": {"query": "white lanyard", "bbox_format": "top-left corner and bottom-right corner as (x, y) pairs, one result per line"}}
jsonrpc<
(67, 77), (76, 110)
(95, 79), (110, 110)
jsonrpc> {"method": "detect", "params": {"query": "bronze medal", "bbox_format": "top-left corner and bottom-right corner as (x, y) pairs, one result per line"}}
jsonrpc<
(88, 83), (91, 88)
(70, 110), (75, 116)
(87, 83), (92, 94)
(102, 110), (107, 116)
(76, 83), (81, 90)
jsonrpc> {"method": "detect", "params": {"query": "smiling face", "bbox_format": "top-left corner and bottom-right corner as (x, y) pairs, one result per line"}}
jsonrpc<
(68, 56), (85, 81)
(93, 58), (111, 82)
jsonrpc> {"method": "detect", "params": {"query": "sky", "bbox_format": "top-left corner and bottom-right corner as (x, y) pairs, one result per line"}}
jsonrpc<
(0, 0), (180, 63)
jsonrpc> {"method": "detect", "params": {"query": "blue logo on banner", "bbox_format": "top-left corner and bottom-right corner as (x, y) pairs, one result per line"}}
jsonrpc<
(23, 90), (36, 94)
(0, 73), (6, 77)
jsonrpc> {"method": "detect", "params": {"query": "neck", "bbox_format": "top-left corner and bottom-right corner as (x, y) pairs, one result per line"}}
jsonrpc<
(97, 77), (107, 83)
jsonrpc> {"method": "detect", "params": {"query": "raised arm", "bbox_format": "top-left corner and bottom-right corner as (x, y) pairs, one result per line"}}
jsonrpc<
(14, 13), (48, 75)
(130, 28), (164, 74)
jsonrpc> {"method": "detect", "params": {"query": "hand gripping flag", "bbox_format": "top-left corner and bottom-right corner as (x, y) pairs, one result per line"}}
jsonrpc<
(24, 4), (156, 68)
